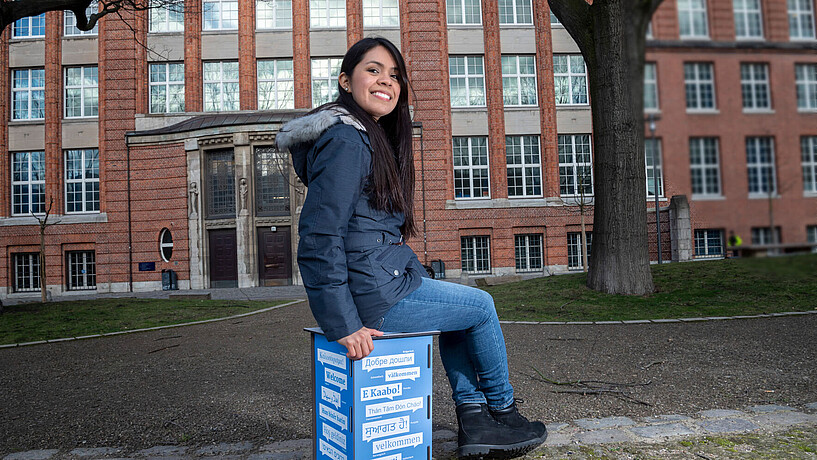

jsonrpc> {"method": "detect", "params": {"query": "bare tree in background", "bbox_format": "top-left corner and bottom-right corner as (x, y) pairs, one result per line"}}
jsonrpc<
(32, 198), (60, 303)
(549, 0), (664, 294)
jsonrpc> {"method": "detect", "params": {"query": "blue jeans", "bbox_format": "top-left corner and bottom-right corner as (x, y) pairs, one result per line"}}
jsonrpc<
(377, 277), (514, 410)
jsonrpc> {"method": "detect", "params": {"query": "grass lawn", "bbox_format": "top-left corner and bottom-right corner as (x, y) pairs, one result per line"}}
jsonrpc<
(0, 298), (291, 345)
(486, 253), (817, 322)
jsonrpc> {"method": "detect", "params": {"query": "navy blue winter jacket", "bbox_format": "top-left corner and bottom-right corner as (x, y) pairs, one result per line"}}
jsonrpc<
(276, 107), (427, 341)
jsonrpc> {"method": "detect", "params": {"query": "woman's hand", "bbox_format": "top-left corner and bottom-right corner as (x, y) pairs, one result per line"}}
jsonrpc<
(337, 327), (384, 360)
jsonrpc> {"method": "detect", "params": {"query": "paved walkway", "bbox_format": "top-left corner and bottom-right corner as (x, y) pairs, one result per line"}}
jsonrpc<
(2, 286), (817, 459)
(4, 403), (817, 459)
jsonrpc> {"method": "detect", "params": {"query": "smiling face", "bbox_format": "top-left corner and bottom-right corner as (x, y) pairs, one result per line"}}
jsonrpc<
(338, 46), (401, 121)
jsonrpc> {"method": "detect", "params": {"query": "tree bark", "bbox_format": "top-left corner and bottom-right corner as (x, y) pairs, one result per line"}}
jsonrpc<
(551, 0), (660, 294)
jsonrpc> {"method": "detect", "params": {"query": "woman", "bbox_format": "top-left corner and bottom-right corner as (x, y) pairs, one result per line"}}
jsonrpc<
(276, 37), (547, 459)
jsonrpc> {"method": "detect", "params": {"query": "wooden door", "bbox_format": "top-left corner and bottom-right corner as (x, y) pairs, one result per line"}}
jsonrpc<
(208, 229), (238, 288)
(257, 226), (292, 286)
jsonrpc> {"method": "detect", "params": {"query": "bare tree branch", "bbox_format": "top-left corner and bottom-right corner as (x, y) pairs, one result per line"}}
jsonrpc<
(1, 0), (184, 34)
(548, 0), (594, 64)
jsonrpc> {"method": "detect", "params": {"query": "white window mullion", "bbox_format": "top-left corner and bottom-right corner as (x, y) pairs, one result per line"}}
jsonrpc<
(802, 136), (817, 193)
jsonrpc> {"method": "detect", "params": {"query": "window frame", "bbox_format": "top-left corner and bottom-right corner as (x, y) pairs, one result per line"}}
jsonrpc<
(690, 137), (722, 197)
(733, 0), (764, 40)
(694, 229), (724, 258)
(310, 57), (342, 107)
(13, 253), (41, 293)
(203, 0), (238, 30)
(498, 0), (533, 25)
(447, 0), (482, 25)
(12, 68), (46, 121)
(678, 0), (710, 39)
(802, 136), (817, 194)
(310, 0), (346, 28)
(506, 135), (542, 198)
(205, 149), (237, 219)
(256, 0), (292, 29)
(501, 55), (537, 107)
(751, 226), (780, 245)
(644, 62), (660, 111)
(553, 54), (588, 106)
(740, 62), (771, 111)
(684, 62), (717, 111)
(12, 14), (46, 39)
(746, 136), (777, 196)
(66, 250), (97, 291)
(149, 62), (186, 114)
(11, 151), (46, 216)
(788, 0), (816, 40)
(567, 231), (593, 270)
(149, 0), (185, 32)
(254, 146), (292, 216)
(796, 63), (817, 111)
(449, 55), (487, 108)
(64, 149), (101, 214)
(645, 138), (665, 198)
(159, 228), (174, 262)
(257, 59), (295, 110)
(64, 65), (99, 118)
(514, 234), (543, 272)
(453, 136), (491, 200)
(64, 1), (99, 36)
(558, 134), (594, 198)
(203, 61), (240, 112)
(362, 0), (400, 27)
(460, 235), (491, 274)
(807, 225), (817, 252)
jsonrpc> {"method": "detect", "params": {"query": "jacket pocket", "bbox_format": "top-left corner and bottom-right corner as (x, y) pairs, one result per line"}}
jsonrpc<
(369, 244), (414, 287)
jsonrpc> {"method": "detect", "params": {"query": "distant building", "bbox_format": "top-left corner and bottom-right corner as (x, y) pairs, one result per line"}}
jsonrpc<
(1, 0), (815, 299)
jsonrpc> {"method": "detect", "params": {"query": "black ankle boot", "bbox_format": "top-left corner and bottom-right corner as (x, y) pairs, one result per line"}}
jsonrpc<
(490, 399), (548, 441)
(456, 403), (547, 459)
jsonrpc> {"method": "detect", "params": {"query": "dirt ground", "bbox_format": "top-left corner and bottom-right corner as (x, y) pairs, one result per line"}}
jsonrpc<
(1, 302), (816, 452)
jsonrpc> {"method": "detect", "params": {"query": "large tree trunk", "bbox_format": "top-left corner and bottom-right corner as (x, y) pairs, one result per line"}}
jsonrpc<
(550, 0), (661, 294)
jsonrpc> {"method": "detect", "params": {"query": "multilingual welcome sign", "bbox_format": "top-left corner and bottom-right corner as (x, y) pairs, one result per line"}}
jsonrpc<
(308, 328), (437, 460)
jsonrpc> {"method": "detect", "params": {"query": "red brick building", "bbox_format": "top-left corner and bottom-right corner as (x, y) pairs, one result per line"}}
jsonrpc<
(1, 0), (815, 299)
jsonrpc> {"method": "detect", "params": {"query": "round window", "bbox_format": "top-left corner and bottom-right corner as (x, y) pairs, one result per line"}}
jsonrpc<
(159, 228), (173, 262)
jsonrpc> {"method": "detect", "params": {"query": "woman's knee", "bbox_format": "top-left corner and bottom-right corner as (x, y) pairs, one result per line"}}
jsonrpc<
(468, 288), (498, 325)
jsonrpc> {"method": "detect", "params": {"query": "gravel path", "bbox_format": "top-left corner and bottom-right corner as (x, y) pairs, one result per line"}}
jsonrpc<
(1, 300), (816, 454)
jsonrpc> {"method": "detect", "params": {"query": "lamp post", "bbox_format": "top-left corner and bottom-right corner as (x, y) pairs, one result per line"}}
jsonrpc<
(647, 113), (662, 264)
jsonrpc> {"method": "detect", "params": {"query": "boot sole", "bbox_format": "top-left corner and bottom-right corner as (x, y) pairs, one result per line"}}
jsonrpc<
(456, 432), (548, 459)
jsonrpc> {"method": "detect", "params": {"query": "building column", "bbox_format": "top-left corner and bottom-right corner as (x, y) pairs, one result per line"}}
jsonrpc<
(185, 0), (203, 112)
(45, 11), (63, 215)
(234, 133), (257, 288)
(186, 139), (206, 289)
(238, 0), (258, 110)
(0, 28), (10, 218)
(293, 0), (312, 108)
(534, 0), (559, 198)
(134, 8), (149, 114)
(347, 0), (363, 47)
(481, 0), (506, 200)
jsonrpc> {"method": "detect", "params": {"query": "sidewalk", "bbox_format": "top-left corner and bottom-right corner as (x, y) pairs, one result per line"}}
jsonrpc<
(2, 288), (817, 458)
(4, 403), (817, 459)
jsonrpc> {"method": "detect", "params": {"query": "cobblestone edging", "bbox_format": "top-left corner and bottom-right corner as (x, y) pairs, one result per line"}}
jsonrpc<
(0, 299), (306, 349)
(499, 309), (817, 326)
(4, 403), (816, 459)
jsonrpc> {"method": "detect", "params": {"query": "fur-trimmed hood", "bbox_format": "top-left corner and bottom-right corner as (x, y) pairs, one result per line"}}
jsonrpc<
(276, 106), (367, 186)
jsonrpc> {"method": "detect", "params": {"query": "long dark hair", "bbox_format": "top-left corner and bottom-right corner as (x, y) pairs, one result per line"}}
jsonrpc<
(328, 37), (417, 238)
